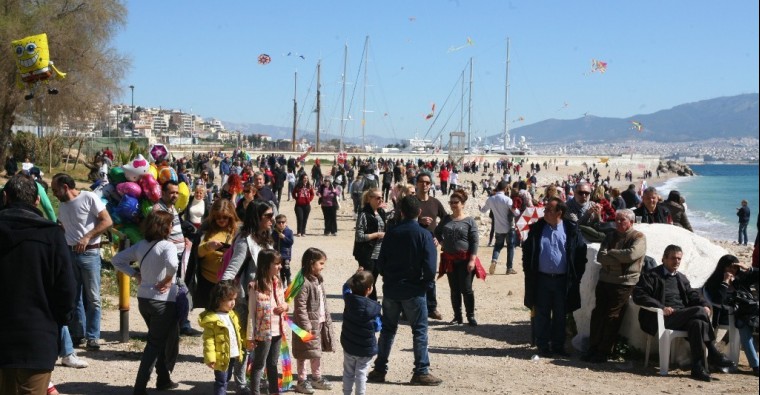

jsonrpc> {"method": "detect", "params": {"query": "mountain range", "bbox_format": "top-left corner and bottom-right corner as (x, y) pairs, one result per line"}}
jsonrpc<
(223, 93), (759, 145)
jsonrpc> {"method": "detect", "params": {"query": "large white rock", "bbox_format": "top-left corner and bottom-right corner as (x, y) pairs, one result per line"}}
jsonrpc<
(572, 224), (728, 362)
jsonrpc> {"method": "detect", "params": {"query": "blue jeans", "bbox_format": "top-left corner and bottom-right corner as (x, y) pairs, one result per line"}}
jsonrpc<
(534, 273), (568, 352)
(343, 351), (372, 395)
(738, 321), (759, 368)
(251, 336), (281, 395)
(374, 295), (430, 375)
(738, 222), (748, 245)
(59, 326), (74, 357)
(69, 249), (102, 341)
(491, 231), (516, 270)
(213, 360), (234, 395)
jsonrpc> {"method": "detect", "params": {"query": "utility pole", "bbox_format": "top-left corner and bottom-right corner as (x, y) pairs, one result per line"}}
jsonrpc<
(129, 85), (135, 133)
(339, 42), (347, 153)
(316, 60), (321, 152)
(467, 58), (473, 153)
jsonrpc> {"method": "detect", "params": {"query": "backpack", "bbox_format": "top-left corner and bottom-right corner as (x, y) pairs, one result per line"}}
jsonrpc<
(728, 289), (759, 329)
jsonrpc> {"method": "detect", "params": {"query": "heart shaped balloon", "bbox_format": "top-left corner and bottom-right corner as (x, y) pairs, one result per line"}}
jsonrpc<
(139, 173), (162, 203)
(116, 181), (143, 198)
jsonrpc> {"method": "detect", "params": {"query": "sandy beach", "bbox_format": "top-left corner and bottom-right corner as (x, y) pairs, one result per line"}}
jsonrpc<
(48, 158), (758, 395)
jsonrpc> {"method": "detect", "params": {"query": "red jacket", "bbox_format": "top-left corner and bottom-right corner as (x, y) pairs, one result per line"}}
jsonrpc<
(439, 168), (450, 182)
(293, 186), (315, 206)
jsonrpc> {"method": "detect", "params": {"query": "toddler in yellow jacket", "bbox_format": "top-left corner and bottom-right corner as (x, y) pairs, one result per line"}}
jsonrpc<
(199, 280), (244, 395)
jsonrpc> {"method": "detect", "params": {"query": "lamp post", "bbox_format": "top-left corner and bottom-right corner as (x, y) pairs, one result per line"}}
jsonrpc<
(129, 85), (135, 132)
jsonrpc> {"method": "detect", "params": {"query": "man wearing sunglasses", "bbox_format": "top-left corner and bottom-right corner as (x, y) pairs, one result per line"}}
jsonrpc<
(415, 171), (447, 320)
(565, 182), (601, 227)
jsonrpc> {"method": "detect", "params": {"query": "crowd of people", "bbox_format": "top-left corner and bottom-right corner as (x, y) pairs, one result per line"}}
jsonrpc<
(1, 150), (758, 395)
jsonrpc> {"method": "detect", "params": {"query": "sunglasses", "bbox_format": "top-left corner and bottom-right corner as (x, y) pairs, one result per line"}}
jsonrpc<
(577, 191), (591, 196)
(448, 200), (461, 205)
(371, 195), (383, 200)
(417, 180), (431, 185)
(215, 216), (230, 221)
(276, 221), (286, 224)
(263, 212), (274, 219)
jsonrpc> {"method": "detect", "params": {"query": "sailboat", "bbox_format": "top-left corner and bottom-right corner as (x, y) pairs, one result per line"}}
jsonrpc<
(491, 38), (531, 156)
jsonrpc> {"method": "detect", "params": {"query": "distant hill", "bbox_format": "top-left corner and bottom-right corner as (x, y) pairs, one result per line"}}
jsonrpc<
(224, 93), (759, 145)
(508, 93), (759, 143)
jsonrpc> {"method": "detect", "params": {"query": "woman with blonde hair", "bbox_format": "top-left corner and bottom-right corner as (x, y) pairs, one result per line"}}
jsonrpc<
(352, 187), (387, 300)
(195, 199), (240, 309)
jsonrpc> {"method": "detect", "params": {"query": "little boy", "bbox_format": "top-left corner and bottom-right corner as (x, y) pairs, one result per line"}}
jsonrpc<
(341, 271), (381, 395)
(273, 214), (294, 285)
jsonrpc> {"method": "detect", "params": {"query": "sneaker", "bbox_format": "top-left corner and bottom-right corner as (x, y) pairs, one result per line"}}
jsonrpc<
(61, 353), (89, 368)
(428, 309), (443, 320)
(409, 372), (442, 386)
(467, 317), (478, 326)
(86, 339), (100, 350)
(311, 377), (332, 390)
(294, 380), (315, 394)
(156, 380), (179, 391)
(450, 317), (463, 325)
(507, 268), (517, 275)
(366, 370), (386, 383)
(488, 261), (496, 275)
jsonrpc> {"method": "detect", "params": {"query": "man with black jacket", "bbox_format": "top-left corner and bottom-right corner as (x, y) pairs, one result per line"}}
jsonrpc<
(633, 245), (735, 382)
(0, 174), (77, 393)
(633, 187), (671, 224)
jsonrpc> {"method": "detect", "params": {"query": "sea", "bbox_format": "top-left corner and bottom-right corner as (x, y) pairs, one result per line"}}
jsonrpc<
(657, 164), (759, 243)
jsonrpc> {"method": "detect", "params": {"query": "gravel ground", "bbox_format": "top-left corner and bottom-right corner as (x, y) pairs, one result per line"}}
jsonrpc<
(51, 165), (759, 395)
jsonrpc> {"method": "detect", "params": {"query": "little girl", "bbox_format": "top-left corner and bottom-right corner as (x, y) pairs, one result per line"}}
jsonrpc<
(293, 247), (336, 394)
(199, 280), (244, 395)
(248, 249), (289, 395)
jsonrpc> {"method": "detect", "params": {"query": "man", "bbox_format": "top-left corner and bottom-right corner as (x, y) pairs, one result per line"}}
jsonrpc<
(565, 181), (601, 227)
(415, 171), (447, 320)
(737, 200), (750, 245)
(0, 174), (77, 394)
(271, 164), (287, 203)
(584, 209), (646, 363)
(52, 173), (113, 350)
(480, 181), (520, 275)
(251, 171), (278, 210)
(153, 180), (201, 337)
(633, 187), (671, 224)
(219, 156), (231, 187)
(621, 183), (640, 210)
(367, 196), (442, 386)
(439, 165), (450, 195)
(523, 197), (587, 357)
(633, 245), (735, 381)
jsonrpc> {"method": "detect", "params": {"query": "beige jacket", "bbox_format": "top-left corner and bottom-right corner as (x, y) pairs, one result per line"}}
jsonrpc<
(597, 228), (646, 286)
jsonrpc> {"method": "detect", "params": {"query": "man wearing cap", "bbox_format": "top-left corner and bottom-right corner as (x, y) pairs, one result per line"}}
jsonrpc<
(52, 173), (113, 350)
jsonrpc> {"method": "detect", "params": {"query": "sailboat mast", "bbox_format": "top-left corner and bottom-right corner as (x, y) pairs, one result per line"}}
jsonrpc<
(361, 36), (369, 150)
(503, 38), (511, 149)
(316, 60), (321, 152)
(292, 71), (297, 152)
(460, 69), (465, 134)
(339, 43), (348, 153)
(467, 57), (473, 153)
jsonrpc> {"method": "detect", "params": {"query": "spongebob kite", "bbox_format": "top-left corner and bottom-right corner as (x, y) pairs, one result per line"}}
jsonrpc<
(11, 33), (66, 100)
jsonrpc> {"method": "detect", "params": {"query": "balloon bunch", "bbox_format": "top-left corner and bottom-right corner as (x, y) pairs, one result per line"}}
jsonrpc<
(94, 154), (190, 244)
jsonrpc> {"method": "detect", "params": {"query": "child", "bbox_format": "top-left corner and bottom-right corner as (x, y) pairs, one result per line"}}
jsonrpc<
(273, 214), (295, 286)
(293, 247), (336, 394)
(248, 249), (289, 395)
(199, 280), (244, 395)
(341, 271), (381, 395)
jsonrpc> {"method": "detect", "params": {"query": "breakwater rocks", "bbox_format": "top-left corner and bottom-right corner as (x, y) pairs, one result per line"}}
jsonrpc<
(658, 160), (694, 176)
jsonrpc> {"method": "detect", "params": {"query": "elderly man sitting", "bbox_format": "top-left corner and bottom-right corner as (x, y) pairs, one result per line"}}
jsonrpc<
(633, 187), (671, 224)
(632, 245), (734, 382)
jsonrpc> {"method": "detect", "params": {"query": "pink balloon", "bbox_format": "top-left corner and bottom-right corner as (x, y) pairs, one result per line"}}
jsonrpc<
(116, 182), (142, 198)
(139, 174), (162, 203)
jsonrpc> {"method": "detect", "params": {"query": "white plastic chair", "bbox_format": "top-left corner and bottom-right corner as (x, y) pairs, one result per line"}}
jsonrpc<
(702, 288), (741, 364)
(637, 305), (707, 376)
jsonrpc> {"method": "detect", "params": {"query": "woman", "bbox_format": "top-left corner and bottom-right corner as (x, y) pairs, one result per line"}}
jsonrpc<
(292, 173), (315, 237)
(111, 211), (180, 394)
(664, 190), (693, 232)
(318, 175), (339, 236)
(221, 173), (243, 203)
(220, 200), (274, 389)
(184, 185), (209, 230)
(435, 189), (480, 326)
(352, 187), (386, 300)
(704, 254), (759, 376)
(591, 185), (616, 223)
(194, 170), (213, 203)
(236, 183), (256, 220)
(610, 187), (625, 211)
(286, 171), (296, 201)
(195, 199), (239, 309)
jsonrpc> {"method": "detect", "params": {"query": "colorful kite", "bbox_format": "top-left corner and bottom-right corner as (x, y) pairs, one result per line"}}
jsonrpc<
(512, 116), (525, 123)
(296, 146), (313, 163)
(11, 33), (67, 100)
(258, 53), (271, 65)
(591, 59), (607, 73)
(631, 121), (643, 132)
(447, 37), (474, 53)
(425, 103), (436, 120)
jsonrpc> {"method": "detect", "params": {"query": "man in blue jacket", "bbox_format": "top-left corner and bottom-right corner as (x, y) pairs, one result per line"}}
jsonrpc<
(0, 174), (76, 393)
(367, 196), (442, 386)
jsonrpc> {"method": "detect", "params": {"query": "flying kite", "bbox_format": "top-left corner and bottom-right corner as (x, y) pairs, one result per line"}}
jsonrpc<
(258, 53), (271, 65)
(409, 16), (416, 22)
(631, 121), (643, 132)
(512, 116), (525, 123)
(447, 37), (474, 53)
(11, 33), (67, 100)
(591, 59), (607, 73)
(425, 103), (436, 120)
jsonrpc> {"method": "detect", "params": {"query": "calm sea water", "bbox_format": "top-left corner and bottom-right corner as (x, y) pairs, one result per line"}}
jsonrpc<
(658, 164), (759, 243)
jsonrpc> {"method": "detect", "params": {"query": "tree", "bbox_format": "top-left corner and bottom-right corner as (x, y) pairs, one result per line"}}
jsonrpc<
(0, 0), (129, 162)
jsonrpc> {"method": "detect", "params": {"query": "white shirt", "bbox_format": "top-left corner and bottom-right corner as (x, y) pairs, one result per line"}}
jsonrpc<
(58, 190), (107, 246)
(111, 240), (179, 302)
(217, 312), (240, 358)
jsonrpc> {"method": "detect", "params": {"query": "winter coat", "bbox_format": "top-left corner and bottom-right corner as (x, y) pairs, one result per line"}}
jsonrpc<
(341, 292), (381, 358)
(291, 274), (336, 359)
(199, 310), (244, 372)
(597, 227), (647, 286)
(664, 201), (692, 232)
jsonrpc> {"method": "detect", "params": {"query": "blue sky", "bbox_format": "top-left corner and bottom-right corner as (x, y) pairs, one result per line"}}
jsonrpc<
(115, 0), (759, 144)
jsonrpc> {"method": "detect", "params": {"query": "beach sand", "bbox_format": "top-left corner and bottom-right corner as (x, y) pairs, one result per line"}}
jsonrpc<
(50, 161), (758, 395)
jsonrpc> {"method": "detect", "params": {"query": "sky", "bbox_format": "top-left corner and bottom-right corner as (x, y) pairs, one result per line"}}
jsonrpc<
(115, 0), (759, 145)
